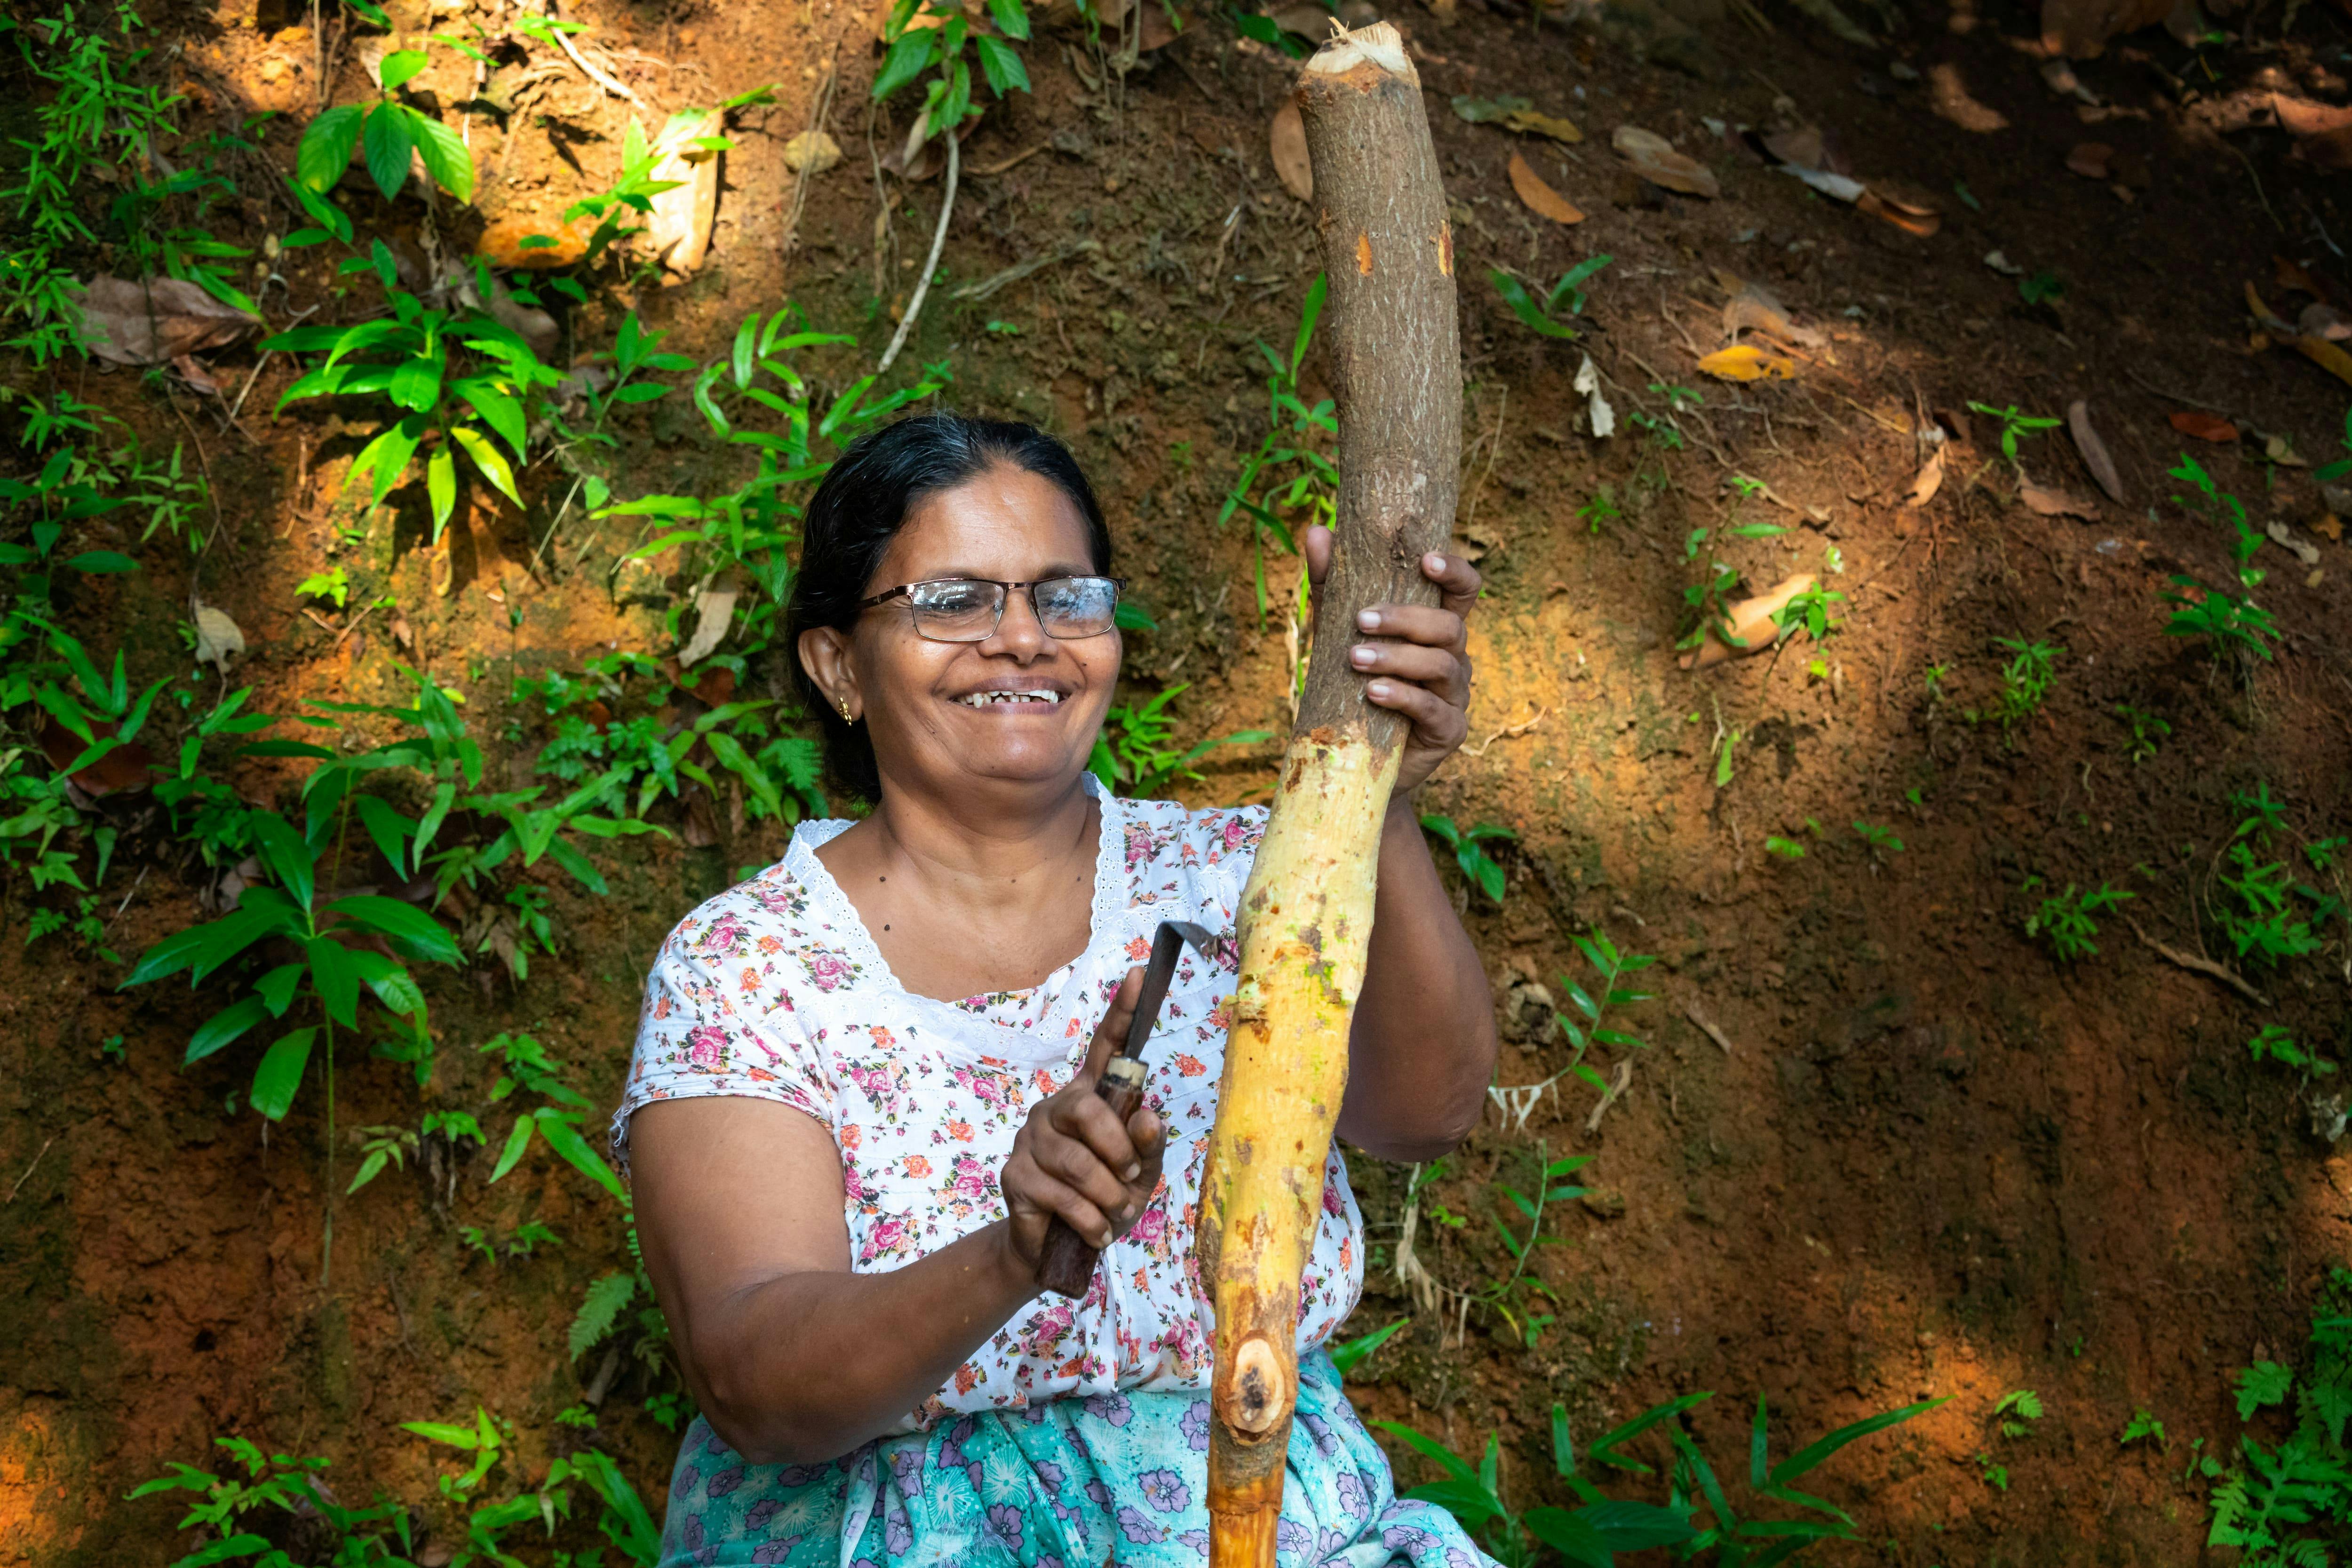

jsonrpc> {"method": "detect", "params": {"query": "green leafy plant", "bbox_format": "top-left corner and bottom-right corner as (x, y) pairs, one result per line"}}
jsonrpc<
(873, 0), (1038, 151)
(2249, 1024), (2336, 1079)
(1380, 1388), (1945, 1567)
(2114, 703), (2170, 764)
(1490, 255), (1613, 339)
(1489, 928), (1656, 1135)
(1329, 1316), (1410, 1377)
(1852, 820), (1905, 858)
(1674, 561), (1743, 657)
(294, 32), (474, 203)
(1994, 1389), (2045, 1438)
(2018, 270), (2065, 306)
(1577, 486), (1621, 534)
(479, 1031), (624, 1200)
(1992, 636), (2061, 735)
(1764, 836), (1806, 860)
(2199, 1268), (2352, 1566)
(262, 255), (559, 541)
(2123, 1409), (2170, 1449)
(132, 1435), (417, 1566)
(2022, 879), (2132, 963)
(1965, 401), (2062, 465)
(1088, 683), (1270, 800)
(1421, 814), (1515, 904)
(1770, 581), (1844, 647)
(1220, 275), (1337, 622)
(2164, 576), (2280, 663)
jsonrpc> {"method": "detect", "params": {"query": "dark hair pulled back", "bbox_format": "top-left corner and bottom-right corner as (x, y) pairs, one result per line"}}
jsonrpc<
(787, 413), (1112, 804)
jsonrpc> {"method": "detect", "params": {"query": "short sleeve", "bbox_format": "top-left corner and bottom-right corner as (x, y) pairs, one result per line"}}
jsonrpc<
(610, 903), (834, 1172)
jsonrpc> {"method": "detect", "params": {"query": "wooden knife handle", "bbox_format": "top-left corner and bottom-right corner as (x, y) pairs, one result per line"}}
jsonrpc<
(1034, 1058), (1148, 1299)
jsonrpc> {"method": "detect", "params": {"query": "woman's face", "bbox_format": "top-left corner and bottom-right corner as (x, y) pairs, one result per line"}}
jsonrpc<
(809, 463), (1120, 806)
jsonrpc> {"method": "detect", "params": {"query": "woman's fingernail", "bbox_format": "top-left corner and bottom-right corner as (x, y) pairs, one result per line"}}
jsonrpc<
(1357, 609), (1381, 631)
(1123, 1160), (1142, 1181)
(1368, 680), (1392, 700)
(1351, 645), (1375, 668)
(1424, 553), (1446, 572)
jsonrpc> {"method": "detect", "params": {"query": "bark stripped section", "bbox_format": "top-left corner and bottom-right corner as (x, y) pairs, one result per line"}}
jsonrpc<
(1197, 23), (1460, 1566)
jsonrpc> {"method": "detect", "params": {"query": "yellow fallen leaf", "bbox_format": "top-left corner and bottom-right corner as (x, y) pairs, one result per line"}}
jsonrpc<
(2314, 514), (2343, 541)
(1678, 574), (1819, 670)
(2293, 333), (2352, 390)
(1508, 152), (1584, 224)
(1501, 107), (1582, 143)
(1697, 343), (1796, 382)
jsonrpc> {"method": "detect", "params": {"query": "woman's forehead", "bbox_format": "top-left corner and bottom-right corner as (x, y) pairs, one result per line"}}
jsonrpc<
(878, 465), (1095, 581)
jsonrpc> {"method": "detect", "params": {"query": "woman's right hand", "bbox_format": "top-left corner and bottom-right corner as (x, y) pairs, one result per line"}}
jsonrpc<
(999, 966), (1167, 1282)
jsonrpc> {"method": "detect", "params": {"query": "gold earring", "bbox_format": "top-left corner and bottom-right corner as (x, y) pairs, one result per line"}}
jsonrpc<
(839, 700), (854, 723)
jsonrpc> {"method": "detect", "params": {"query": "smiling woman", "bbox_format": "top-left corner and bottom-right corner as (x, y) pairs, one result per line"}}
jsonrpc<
(614, 413), (1503, 1567)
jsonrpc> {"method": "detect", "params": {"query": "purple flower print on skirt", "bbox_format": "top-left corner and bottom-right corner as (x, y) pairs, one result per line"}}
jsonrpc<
(645, 1349), (1498, 1565)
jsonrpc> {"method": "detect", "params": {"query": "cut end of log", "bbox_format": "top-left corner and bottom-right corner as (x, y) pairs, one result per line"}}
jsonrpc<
(1220, 1335), (1293, 1436)
(1303, 18), (1415, 83)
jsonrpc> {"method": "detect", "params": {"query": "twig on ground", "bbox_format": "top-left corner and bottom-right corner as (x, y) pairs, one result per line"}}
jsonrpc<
(2121, 365), (2234, 414)
(1585, 1059), (1633, 1135)
(2127, 917), (2269, 1005)
(1459, 704), (1547, 756)
(548, 0), (645, 108)
(1683, 997), (1735, 1054)
(967, 142), (1051, 176)
(779, 48), (838, 279)
(876, 129), (960, 375)
(952, 239), (1099, 303)
(7, 1137), (57, 1203)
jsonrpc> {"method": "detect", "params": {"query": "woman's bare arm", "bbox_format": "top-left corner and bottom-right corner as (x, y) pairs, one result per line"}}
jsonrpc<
(631, 971), (1160, 1465)
(1336, 803), (1497, 1160)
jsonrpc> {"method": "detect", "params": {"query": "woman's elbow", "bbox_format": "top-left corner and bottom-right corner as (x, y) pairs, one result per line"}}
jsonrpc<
(692, 1363), (842, 1467)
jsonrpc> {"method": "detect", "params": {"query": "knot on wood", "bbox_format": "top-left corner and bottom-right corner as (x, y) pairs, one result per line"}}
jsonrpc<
(1221, 1336), (1290, 1436)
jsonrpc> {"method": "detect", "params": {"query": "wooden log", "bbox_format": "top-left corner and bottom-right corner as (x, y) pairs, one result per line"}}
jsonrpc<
(1196, 23), (1459, 1566)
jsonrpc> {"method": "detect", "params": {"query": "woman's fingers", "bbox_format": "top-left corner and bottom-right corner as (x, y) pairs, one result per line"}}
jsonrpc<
(1350, 641), (1466, 696)
(1422, 550), (1483, 616)
(1020, 1166), (1120, 1250)
(1081, 968), (1144, 1082)
(1305, 525), (1335, 588)
(1356, 603), (1464, 652)
(1367, 676), (1471, 744)
(1046, 1090), (1144, 1185)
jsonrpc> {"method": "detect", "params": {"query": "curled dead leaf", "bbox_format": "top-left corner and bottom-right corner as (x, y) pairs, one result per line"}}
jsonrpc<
(1508, 152), (1584, 224)
(2020, 479), (2098, 517)
(1612, 126), (1720, 198)
(2169, 410), (2240, 442)
(644, 108), (725, 278)
(1501, 108), (1582, 144)
(2067, 399), (2125, 503)
(1574, 354), (1615, 438)
(2066, 141), (2114, 178)
(679, 580), (741, 666)
(2314, 515), (2343, 541)
(1697, 343), (1796, 381)
(2276, 254), (2332, 302)
(2267, 519), (2322, 565)
(75, 276), (260, 366)
(1271, 99), (1313, 201)
(2293, 333), (2352, 390)
(1678, 574), (1819, 670)
(1723, 282), (1826, 349)
(191, 600), (246, 674)
(1857, 185), (1940, 237)
(1904, 446), (1946, 508)
(1761, 125), (1826, 168)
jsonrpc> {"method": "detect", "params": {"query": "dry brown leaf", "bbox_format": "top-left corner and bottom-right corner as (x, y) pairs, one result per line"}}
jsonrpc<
(1269, 1), (1332, 37)
(38, 715), (157, 797)
(2067, 399), (2126, 503)
(2041, 0), (2171, 59)
(1501, 108), (1583, 144)
(1723, 283), (1826, 349)
(2066, 141), (2114, 177)
(2272, 92), (2352, 139)
(2293, 333), (2352, 390)
(783, 130), (844, 175)
(1903, 447), (1946, 508)
(191, 600), (246, 675)
(2020, 480), (2098, 517)
(2246, 280), (2296, 334)
(1508, 152), (1584, 224)
(2278, 254), (2333, 302)
(75, 277), (259, 366)
(2170, 410), (2240, 442)
(1271, 99), (1313, 201)
(1612, 126), (1720, 198)
(679, 580), (741, 666)
(1696, 343), (1796, 381)
(1137, 2), (1187, 48)
(644, 109), (725, 278)
(2314, 514), (2343, 541)
(1678, 574), (1819, 670)
(1857, 186), (1941, 237)
(1760, 125), (1825, 168)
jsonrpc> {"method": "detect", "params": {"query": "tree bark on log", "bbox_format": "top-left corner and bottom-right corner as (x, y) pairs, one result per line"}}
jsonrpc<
(1196, 24), (1460, 1566)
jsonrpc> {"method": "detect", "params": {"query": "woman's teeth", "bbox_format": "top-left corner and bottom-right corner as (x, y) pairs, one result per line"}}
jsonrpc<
(956, 690), (1062, 707)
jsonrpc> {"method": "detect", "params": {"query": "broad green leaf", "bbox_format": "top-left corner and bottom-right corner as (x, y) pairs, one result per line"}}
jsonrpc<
(455, 382), (526, 459)
(535, 1112), (624, 1200)
(122, 923), (214, 987)
(569, 1271), (636, 1360)
(450, 426), (523, 509)
(426, 446), (456, 540)
(398, 1419), (480, 1448)
(256, 961), (306, 1017)
(1523, 1507), (1614, 1567)
(1767, 1395), (1947, 1486)
(297, 104), (365, 192)
(1490, 268), (1580, 339)
(305, 936), (362, 1029)
(407, 106), (474, 200)
(488, 1114), (537, 1182)
(377, 48), (429, 88)
(65, 550), (138, 574)
(1328, 1316), (1407, 1375)
(249, 813), (316, 912)
(986, 0), (1032, 38)
(871, 30), (934, 101)
(324, 896), (462, 965)
(389, 355), (443, 412)
(361, 101), (415, 201)
(185, 996), (270, 1065)
(174, 1537), (274, 1567)
(353, 794), (415, 880)
(974, 33), (1030, 96)
(249, 1027), (318, 1121)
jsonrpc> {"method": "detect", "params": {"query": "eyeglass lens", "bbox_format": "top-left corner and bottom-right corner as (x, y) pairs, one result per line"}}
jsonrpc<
(905, 578), (1119, 642)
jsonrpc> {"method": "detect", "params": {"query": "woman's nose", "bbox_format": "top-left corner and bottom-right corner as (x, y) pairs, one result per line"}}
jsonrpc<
(983, 585), (1052, 658)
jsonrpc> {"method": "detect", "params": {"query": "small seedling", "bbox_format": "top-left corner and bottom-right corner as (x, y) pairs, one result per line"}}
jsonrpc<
(1965, 402), (2064, 464)
(2113, 703), (2170, 764)
(297, 566), (350, 610)
(1994, 1389), (2044, 1438)
(1488, 255), (1613, 339)
(2162, 577), (2279, 663)
(1993, 637), (2061, 734)
(1772, 580), (1845, 646)
(2022, 879), (2133, 963)
(1975, 1453), (2010, 1492)
(1765, 836), (1807, 860)
(2018, 270), (2065, 307)
(1577, 486), (1621, 534)
(2230, 780), (2290, 844)
(1422, 815), (1516, 904)
(1853, 820), (1906, 857)
(2121, 1409), (2169, 1449)
(2248, 1024), (2334, 1077)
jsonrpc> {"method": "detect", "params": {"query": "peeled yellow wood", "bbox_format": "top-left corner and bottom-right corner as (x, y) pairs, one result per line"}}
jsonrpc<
(1196, 22), (1460, 1565)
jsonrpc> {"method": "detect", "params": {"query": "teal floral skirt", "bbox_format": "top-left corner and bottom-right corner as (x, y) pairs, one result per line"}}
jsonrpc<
(657, 1350), (1495, 1567)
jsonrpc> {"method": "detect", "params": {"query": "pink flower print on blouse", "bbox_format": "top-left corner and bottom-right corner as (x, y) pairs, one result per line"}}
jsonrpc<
(1124, 822), (1154, 870)
(703, 912), (750, 955)
(801, 947), (857, 992)
(687, 1025), (728, 1069)
(941, 1152), (994, 1217)
(859, 1214), (915, 1265)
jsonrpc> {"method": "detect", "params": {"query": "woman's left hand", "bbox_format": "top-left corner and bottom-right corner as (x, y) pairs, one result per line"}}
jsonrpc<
(1303, 525), (1482, 798)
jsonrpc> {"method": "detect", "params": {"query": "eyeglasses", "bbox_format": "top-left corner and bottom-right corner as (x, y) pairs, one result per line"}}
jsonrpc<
(858, 575), (1125, 643)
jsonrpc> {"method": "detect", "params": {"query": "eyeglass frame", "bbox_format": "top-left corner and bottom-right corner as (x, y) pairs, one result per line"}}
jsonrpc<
(855, 575), (1128, 643)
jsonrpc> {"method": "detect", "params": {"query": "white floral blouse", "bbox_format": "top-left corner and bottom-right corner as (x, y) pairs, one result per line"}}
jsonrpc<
(613, 777), (1367, 1433)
